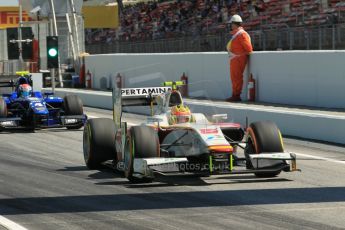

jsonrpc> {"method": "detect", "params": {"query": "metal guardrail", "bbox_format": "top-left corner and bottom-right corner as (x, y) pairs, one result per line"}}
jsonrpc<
(86, 24), (345, 54)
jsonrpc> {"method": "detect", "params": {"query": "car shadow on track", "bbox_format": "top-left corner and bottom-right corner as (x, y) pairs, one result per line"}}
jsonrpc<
(58, 166), (124, 180)
(131, 176), (292, 188)
(0, 128), (83, 134)
(37, 129), (83, 133)
(93, 174), (292, 188)
(88, 170), (124, 180)
(57, 166), (90, 172)
(2, 187), (345, 215)
(0, 129), (34, 134)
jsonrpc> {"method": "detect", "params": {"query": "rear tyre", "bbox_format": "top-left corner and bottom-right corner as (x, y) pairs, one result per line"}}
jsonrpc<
(27, 110), (36, 132)
(245, 121), (284, 178)
(124, 126), (159, 183)
(0, 98), (7, 118)
(83, 118), (116, 169)
(64, 95), (84, 129)
(0, 98), (7, 132)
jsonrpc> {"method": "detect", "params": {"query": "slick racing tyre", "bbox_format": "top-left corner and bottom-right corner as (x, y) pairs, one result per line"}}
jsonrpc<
(27, 110), (36, 132)
(0, 98), (7, 132)
(64, 95), (84, 129)
(124, 126), (159, 183)
(245, 121), (284, 178)
(0, 98), (7, 118)
(83, 118), (116, 169)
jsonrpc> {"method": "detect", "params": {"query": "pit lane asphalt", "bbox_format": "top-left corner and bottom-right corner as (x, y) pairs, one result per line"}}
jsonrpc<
(1, 107), (345, 230)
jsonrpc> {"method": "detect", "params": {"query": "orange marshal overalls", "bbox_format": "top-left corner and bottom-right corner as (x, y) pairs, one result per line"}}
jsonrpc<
(226, 27), (253, 97)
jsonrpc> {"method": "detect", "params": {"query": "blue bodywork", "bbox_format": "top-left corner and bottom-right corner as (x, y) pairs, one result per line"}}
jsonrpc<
(0, 77), (87, 130)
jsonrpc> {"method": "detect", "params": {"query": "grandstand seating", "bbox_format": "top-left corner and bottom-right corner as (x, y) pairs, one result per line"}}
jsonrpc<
(85, 0), (345, 44)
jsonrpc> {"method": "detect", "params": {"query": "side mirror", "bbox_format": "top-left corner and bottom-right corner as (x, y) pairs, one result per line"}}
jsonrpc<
(212, 114), (228, 123)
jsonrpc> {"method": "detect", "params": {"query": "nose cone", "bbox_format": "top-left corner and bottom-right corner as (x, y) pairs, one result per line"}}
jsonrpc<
(33, 106), (49, 115)
(35, 107), (49, 114)
(31, 101), (49, 115)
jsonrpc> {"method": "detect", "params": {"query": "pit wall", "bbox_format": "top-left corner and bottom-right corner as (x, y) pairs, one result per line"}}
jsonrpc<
(85, 51), (345, 109)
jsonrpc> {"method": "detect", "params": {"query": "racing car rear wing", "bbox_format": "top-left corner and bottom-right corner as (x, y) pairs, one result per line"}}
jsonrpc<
(120, 86), (171, 106)
(112, 85), (171, 130)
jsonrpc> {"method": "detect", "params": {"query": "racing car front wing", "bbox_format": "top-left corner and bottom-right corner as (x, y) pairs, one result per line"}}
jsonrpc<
(0, 117), (22, 128)
(0, 115), (87, 129)
(131, 152), (299, 179)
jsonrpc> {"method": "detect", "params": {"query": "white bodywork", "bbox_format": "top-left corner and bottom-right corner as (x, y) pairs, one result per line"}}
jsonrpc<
(146, 113), (232, 156)
(113, 86), (296, 178)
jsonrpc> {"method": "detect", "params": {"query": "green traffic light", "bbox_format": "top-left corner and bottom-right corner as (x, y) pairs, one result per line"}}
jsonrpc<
(48, 48), (58, 57)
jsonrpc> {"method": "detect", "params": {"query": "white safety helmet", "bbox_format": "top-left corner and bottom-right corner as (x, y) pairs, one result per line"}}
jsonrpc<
(229, 14), (243, 23)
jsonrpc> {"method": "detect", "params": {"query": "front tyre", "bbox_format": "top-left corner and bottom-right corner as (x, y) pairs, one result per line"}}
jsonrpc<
(64, 95), (84, 129)
(124, 126), (159, 183)
(245, 121), (284, 178)
(83, 118), (116, 169)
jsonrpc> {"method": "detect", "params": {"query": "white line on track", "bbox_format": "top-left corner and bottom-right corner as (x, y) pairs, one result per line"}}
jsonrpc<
(0, 216), (27, 230)
(87, 114), (345, 165)
(185, 100), (345, 120)
(295, 152), (345, 165)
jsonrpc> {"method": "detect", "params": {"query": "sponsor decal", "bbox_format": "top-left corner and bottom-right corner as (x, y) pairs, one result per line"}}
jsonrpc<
(65, 119), (78, 124)
(206, 135), (224, 141)
(200, 128), (218, 134)
(34, 103), (43, 107)
(121, 87), (171, 97)
(0, 121), (15, 126)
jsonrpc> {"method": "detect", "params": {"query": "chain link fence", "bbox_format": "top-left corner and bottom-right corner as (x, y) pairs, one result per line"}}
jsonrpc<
(86, 23), (345, 54)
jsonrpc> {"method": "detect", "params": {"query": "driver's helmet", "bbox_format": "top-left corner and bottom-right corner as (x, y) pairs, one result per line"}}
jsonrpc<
(18, 84), (32, 98)
(170, 104), (192, 124)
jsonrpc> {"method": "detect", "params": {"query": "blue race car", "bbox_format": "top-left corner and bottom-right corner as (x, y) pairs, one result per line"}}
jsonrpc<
(0, 75), (87, 131)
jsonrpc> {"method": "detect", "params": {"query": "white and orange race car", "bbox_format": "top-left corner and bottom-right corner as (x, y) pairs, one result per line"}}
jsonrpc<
(83, 81), (298, 183)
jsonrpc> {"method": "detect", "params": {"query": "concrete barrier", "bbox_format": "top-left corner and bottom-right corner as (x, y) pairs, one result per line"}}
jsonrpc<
(85, 52), (233, 100)
(249, 51), (345, 109)
(47, 88), (345, 145)
(85, 51), (345, 109)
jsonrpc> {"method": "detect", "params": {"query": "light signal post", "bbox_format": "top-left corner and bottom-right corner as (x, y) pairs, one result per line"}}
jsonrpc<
(47, 36), (59, 68)
(48, 0), (63, 92)
(18, 0), (23, 68)
(46, 36), (59, 92)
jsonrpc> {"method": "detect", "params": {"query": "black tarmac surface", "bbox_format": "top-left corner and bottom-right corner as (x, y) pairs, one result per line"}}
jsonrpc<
(1, 107), (345, 230)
